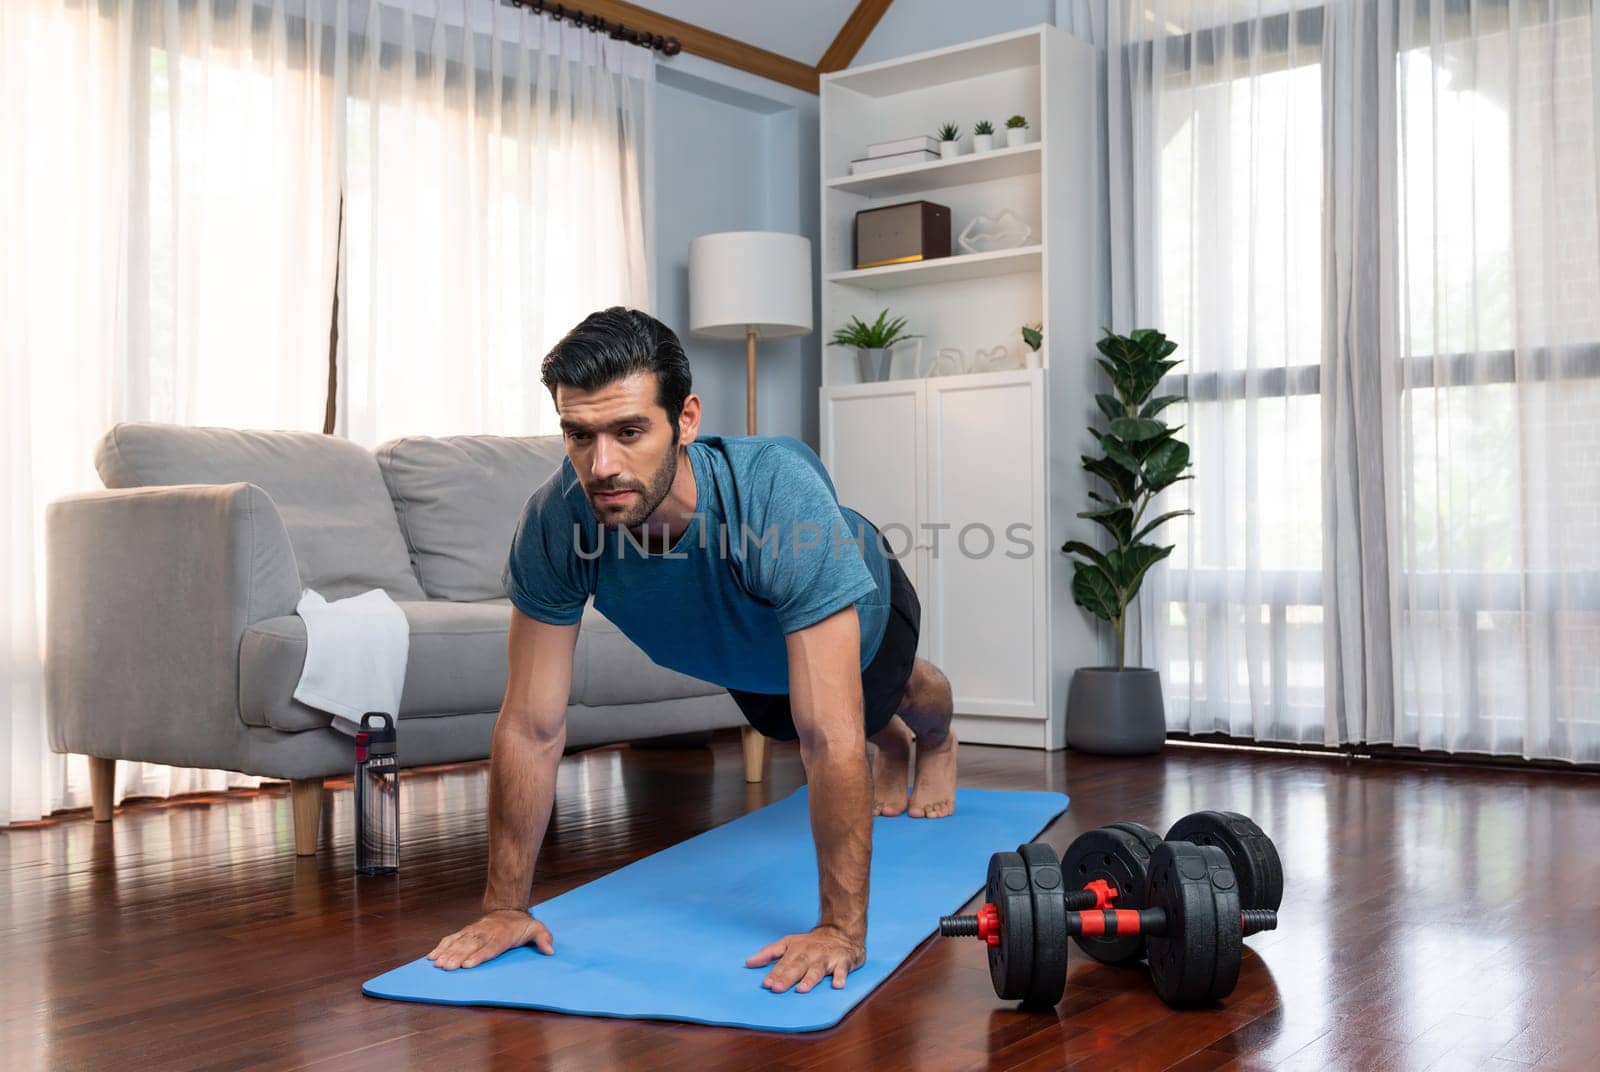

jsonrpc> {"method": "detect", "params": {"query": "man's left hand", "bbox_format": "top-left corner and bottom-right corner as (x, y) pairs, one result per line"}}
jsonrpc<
(745, 925), (866, 993)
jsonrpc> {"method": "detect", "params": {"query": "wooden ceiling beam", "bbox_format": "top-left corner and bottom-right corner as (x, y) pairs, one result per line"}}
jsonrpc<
(816, 0), (894, 75)
(572, 0), (820, 93)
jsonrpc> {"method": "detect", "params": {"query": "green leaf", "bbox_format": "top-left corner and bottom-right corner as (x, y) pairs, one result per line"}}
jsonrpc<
(1060, 539), (1111, 572)
(1097, 433), (1144, 476)
(1106, 542), (1174, 596)
(1070, 562), (1123, 623)
(1077, 506), (1133, 546)
(1142, 439), (1191, 490)
(1140, 394), (1185, 419)
(1082, 455), (1137, 500)
(1110, 416), (1167, 442)
(1095, 393), (1124, 423)
(1132, 509), (1193, 545)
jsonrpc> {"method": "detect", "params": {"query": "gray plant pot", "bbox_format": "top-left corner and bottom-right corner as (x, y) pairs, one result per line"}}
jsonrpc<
(856, 347), (892, 382)
(1065, 667), (1166, 755)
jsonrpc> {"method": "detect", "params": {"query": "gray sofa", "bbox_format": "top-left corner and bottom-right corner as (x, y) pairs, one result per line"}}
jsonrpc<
(45, 422), (755, 856)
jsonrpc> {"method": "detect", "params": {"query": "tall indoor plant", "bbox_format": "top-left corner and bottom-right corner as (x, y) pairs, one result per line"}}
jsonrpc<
(1060, 328), (1191, 754)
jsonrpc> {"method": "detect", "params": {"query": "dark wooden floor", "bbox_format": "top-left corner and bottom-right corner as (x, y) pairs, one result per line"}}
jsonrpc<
(4, 733), (1597, 1071)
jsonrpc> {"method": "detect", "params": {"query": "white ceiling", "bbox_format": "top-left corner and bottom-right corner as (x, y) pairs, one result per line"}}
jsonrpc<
(640, 0), (864, 66)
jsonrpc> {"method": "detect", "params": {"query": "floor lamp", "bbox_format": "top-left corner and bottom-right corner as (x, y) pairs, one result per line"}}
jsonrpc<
(688, 230), (814, 783)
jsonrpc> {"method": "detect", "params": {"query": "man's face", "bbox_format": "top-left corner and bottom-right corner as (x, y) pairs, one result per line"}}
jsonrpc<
(556, 371), (685, 529)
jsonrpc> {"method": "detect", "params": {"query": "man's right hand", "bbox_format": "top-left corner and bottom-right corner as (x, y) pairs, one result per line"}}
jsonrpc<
(426, 909), (554, 970)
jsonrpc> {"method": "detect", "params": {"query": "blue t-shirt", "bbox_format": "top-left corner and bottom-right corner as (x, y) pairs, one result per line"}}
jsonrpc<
(502, 434), (891, 694)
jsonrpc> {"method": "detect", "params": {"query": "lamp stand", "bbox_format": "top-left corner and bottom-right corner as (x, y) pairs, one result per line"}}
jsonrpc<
(740, 327), (770, 783)
(745, 329), (758, 435)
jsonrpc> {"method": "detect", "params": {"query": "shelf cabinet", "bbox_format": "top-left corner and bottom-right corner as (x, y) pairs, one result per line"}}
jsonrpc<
(818, 25), (1100, 749)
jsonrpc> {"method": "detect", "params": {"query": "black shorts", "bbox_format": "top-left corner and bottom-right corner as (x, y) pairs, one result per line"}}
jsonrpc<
(727, 553), (922, 742)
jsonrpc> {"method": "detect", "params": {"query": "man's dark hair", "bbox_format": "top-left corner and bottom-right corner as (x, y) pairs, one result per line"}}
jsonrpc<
(541, 307), (692, 431)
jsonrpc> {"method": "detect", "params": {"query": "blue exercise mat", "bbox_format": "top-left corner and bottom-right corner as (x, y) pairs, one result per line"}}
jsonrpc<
(363, 785), (1068, 1032)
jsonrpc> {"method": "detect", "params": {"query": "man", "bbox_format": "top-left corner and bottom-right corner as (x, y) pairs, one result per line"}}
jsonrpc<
(426, 307), (958, 995)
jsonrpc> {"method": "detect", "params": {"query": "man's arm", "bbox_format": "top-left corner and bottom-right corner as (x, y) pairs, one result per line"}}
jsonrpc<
(745, 604), (872, 992)
(428, 607), (580, 970)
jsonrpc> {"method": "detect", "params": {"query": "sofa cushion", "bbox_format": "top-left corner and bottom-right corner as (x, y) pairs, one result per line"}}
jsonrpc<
(238, 599), (727, 732)
(374, 435), (567, 601)
(95, 421), (424, 601)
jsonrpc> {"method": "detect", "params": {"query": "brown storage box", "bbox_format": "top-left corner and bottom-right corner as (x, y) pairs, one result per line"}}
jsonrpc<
(853, 200), (951, 269)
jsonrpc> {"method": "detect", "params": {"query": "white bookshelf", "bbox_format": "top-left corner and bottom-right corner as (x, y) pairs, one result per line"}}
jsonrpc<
(818, 24), (1100, 750)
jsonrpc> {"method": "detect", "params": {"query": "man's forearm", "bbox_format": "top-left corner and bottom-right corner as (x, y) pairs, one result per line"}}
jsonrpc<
(482, 720), (565, 913)
(802, 745), (873, 942)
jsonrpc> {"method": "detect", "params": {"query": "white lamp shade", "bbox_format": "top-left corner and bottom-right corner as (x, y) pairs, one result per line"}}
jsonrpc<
(688, 231), (813, 341)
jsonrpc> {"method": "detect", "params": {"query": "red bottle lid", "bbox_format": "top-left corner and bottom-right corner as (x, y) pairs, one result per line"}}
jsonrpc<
(355, 731), (369, 763)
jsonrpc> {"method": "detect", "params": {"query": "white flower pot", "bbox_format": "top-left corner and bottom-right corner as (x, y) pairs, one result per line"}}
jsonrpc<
(938, 140), (959, 160)
(973, 133), (993, 153)
(1006, 127), (1028, 148)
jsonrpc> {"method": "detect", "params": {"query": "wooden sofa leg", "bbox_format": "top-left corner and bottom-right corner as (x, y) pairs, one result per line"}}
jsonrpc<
(741, 726), (768, 783)
(291, 777), (324, 856)
(89, 756), (115, 822)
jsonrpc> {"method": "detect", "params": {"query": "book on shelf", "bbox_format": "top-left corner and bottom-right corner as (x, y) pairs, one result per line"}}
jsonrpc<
(848, 148), (939, 175)
(866, 134), (941, 157)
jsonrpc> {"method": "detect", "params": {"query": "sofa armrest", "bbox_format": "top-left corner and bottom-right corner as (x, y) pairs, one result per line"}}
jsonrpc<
(45, 483), (303, 767)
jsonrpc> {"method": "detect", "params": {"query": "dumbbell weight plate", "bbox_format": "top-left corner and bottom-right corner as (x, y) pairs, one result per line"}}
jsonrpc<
(1165, 811), (1284, 912)
(1144, 841), (1244, 1007)
(1060, 825), (1159, 965)
(985, 850), (1036, 1001)
(1017, 842), (1069, 1010)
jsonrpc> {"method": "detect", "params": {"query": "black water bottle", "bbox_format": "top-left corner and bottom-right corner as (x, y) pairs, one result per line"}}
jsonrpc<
(354, 712), (399, 875)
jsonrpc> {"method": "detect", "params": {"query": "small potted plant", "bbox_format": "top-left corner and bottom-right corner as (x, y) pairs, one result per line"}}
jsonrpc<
(1005, 114), (1029, 148)
(973, 119), (995, 153)
(935, 122), (961, 160)
(1060, 328), (1190, 755)
(1021, 321), (1043, 369)
(830, 308), (918, 382)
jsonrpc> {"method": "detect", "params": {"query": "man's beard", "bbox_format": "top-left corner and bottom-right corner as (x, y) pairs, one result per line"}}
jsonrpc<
(587, 446), (678, 531)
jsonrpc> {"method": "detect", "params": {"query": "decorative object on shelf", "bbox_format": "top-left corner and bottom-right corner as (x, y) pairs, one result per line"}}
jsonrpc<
(974, 343), (1021, 372)
(854, 200), (952, 269)
(935, 122), (961, 160)
(829, 308), (919, 383)
(849, 148), (939, 175)
(928, 347), (967, 376)
(689, 231), (813, 431)
(973, 120), (995, 153)
(1062, 329), (1191, 756)
(957, 208), (1032, 254)
(1005, 114), (1030, 148)
(1021, 321), (1043, 368)
(849, 134), (940, 176)
(868, 134), (941, 157)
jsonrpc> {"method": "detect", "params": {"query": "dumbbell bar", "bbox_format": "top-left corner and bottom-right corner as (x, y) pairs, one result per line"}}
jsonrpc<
(941, 903), (1278, 941)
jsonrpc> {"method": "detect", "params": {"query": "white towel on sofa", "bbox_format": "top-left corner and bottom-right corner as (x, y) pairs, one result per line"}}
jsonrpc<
(293, 588), (410, 736)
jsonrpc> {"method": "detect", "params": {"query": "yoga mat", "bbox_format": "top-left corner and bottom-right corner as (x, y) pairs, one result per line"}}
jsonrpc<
(363, 786), (1068, 1032)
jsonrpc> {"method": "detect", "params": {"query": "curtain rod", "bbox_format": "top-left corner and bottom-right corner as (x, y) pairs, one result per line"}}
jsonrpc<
(500, 1), (682, 56)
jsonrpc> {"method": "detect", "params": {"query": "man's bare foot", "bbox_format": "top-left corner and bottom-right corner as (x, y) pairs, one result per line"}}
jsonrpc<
(907, 731), (958, 818)
(870, 720), (913, 817)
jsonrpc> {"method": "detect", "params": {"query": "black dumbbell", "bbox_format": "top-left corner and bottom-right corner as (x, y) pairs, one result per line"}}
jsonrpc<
(1165, 811), (1284, 912)
(941, 840), (1278, 1008)
(1059, 821), (1163, 965)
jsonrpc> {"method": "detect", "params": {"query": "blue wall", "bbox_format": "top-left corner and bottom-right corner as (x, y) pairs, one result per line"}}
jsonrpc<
(653, 58), (820, 444)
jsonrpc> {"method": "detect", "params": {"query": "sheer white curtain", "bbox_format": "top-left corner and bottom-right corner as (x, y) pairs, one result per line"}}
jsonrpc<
(1, 0), (654, 824)
(2, 0), (342, 824)
(338, 0), (653, 445)
(1113, 0), (1600, 762)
